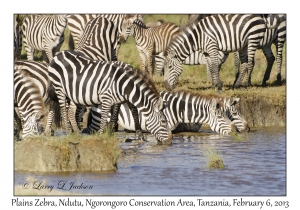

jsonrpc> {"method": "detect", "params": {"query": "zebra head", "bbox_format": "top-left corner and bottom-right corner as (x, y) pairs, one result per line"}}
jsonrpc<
(208, 98), (239, 135)
(163, 50), (183, 91)
(20, 111), (45, 140)
(118, 14), (139, 43)
(223, 97), (250, 132)
(146, 97), (173, 145)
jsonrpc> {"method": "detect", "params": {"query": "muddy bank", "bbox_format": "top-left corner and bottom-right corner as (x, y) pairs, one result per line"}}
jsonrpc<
(239, 96), (286, 127)
(14, 137), (120, 172)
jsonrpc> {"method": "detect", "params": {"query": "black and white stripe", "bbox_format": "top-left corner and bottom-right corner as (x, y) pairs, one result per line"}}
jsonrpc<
(14, 60), (62, 136)
(14, 67), (46, 140)
(163, 14), (281, 92)
(48, 50), (173, 144)
(22, 14), (68, 63)
(87, 91), (243, 136)
(234, 14), (286, 86)
(129, 19), (180, 76)
(66, 14), (142, 49)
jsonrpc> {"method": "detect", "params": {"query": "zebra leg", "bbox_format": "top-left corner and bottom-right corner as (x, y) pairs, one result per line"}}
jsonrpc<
(82, 106), (102, 134)
(44, 102), (54, 136)
(109, 104), (121, 133)
(68, 100), (80, 133)
(58, 94), (71, 134)
(14, 108), (22, 141)
(261, 45), (275, 86)
(233, 52), (241, 83)
(233, 49), (248, 89)
(243, 49), (256, 87)
(275, 42), (284, 84)
(127, 102), (146, 141)
(98, 104), (111, 135)
(206, 54), (222, 93)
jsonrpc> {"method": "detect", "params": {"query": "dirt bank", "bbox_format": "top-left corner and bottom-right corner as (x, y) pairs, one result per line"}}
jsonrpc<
(14, 135), (121, 172)
(239, 95), (286, 127)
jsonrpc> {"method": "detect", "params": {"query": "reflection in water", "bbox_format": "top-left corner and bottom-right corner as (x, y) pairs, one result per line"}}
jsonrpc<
(14, 127), (286, 196)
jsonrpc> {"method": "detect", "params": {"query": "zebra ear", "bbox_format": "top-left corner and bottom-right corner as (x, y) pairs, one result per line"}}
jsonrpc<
(211, 98), (217, 109)
(230, 97), (240, 105)
(35, 112), (44, 121)
(168, 50), (176, 59)
(129, 15), (138, 23)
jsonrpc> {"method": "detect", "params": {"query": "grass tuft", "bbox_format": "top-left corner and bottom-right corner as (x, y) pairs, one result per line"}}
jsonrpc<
(201, 144), (225, 169)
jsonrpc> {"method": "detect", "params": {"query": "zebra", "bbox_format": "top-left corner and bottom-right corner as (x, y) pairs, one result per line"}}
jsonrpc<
(48, 50), (173, 144)
(14, 67), (46, 140)
(85, 90), (241, 135)
(163, 14), (282, 92)
(22, 14), (68, 63)
(66, 14), (142, 49)
(14, 60), (62, 136)
(71, 16), (144, 139)
(14, 18), (22, 61)
(129, 19), (180, 76)
(234, 14), (286, 86)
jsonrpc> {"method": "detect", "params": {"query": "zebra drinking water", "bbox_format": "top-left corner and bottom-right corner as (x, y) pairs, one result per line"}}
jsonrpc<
(85, 90), (244, 136)
(14, 67), (46, 140)
(48, 50), (173, 144)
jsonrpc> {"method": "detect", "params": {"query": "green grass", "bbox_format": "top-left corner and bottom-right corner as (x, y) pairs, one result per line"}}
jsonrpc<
(201, 144), (225, 169)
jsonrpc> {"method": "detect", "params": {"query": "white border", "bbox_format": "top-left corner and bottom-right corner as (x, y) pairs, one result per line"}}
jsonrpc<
(3, 0), (298, 209)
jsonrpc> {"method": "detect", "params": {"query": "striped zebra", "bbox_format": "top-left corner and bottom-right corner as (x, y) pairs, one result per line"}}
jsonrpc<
(14, 60), (62, 136)
(48, 50), (173, 144)
(86, 90), (241, 135)
(71, 16), (144, 139)
(163, 14), (282, 92)
(66, 14), (142, 49)
(129, 19), (180, 76)
(234, 14), (286, 86)
(14, 67), (46, 140)
(22, 14), (68, 63)
(14, 18), (22, 61)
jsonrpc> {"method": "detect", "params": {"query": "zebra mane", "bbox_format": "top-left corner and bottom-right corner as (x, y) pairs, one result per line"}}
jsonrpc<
(174, 89), (230, 102)
(133, 19), (148, 29)
(125, 65), (160, 98)
(15, 68), (46, 123)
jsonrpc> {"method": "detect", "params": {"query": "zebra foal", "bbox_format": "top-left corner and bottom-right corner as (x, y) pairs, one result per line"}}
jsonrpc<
(129, 19), (180, 76)
(48, 50), (173, 144)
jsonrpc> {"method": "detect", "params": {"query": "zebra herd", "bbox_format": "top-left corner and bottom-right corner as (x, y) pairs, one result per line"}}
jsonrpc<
(13, 14), (285, 144)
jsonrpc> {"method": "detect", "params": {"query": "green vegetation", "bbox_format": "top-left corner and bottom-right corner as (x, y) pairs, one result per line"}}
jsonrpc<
(201, 144), (225, 169)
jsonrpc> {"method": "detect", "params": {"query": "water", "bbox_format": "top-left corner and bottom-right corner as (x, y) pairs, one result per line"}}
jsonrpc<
(14, 126), (286, 196)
